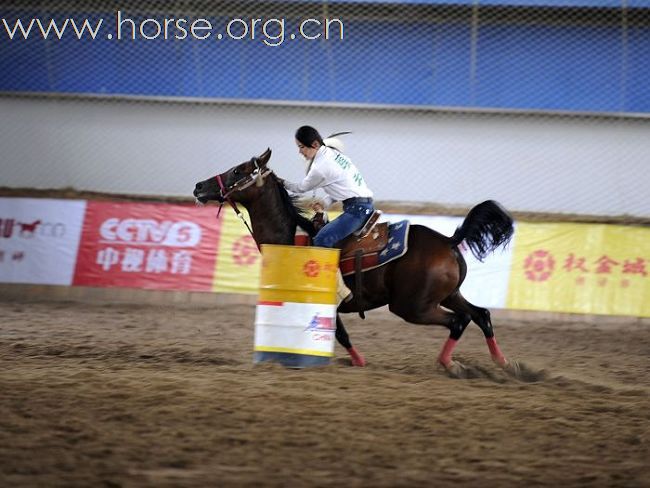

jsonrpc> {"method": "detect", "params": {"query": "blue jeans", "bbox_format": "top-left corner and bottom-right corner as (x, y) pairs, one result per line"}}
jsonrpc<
(313, 199), (374, 248)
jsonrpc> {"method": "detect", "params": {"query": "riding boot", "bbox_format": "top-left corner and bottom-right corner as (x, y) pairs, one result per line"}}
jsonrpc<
(336, 270), (353, 306)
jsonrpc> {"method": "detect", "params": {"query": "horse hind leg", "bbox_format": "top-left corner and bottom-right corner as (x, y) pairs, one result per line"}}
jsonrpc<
(442, 291), (509, 367)
(389, 301), (470, 370)
(433, 307), (471, 370)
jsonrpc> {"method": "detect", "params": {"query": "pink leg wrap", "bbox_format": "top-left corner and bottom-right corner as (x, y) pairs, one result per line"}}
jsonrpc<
(438, 338), (458, 367)
(346, 347), (366, 367)
(486, 337), (507, 366)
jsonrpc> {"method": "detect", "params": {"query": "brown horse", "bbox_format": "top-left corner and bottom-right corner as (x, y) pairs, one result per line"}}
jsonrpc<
(194, 149), (516, 376)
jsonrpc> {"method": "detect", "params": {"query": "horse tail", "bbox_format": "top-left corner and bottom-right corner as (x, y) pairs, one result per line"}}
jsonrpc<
(450, 200), (514, 262)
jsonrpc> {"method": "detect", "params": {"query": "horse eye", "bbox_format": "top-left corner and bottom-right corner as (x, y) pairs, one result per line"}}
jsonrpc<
(233, 169), (240, 175)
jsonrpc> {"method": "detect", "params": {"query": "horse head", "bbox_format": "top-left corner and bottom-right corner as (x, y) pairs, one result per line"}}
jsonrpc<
(194, 148), (273, 205)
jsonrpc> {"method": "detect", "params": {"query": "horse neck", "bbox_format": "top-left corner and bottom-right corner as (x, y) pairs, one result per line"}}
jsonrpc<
(243, 181), (296, 246)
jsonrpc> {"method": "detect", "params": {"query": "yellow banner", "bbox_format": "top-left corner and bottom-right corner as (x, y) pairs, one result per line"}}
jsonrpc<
(212, 210), (261, 294)
(507, 222), (650, 317)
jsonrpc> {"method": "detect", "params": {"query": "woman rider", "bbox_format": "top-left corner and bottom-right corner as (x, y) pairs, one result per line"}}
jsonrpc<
(283, 125), (375, 304)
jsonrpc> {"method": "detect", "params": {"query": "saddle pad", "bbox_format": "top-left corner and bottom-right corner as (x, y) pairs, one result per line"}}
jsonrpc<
(340, 220), (410, 276)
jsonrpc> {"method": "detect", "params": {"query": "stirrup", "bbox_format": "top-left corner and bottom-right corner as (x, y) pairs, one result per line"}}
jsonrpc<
(336, 270), (352, 306)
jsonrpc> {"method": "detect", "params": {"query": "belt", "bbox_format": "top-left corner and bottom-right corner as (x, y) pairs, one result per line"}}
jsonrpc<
(343, 197), (373, 205)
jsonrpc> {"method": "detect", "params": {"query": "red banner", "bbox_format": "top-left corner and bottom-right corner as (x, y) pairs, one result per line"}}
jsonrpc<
(73, 201), (221, 291)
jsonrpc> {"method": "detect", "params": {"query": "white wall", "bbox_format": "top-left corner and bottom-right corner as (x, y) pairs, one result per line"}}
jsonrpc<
(1, 96), (648, 217)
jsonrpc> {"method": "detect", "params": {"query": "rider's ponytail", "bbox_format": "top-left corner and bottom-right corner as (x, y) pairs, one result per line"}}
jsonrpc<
(323, 131), (351, 153)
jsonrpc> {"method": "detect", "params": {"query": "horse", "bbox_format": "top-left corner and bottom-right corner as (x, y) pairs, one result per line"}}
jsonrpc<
(194, 148), (516, 377)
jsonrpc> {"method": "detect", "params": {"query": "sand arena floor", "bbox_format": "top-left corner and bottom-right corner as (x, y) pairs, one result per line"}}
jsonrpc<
(0, 299), (648, 487)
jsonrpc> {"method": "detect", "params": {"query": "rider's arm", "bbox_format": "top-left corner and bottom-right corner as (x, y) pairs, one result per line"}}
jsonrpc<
(321, 195), (335, 209)
(284, 165), (327, 193)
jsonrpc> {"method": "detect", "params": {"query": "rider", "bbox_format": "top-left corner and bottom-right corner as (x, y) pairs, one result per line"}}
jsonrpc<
(283, 125), (375, 304)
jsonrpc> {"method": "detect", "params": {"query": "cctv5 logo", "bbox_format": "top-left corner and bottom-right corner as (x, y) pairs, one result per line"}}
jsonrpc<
(99, 218), (201, 247)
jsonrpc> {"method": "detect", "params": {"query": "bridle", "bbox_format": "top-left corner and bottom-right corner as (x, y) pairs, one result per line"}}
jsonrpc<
(214, 158), (272, 249)
(216, 158), (272, 200)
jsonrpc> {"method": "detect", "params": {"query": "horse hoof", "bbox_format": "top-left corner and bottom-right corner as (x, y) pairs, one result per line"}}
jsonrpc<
(351, 357), (366, 367)
(491, 355), (509, 368)
(347, 347), (366, 367)
(503, 359), (521, 376)
(444, 360), (469, 379)
(501, 360), (547, 382)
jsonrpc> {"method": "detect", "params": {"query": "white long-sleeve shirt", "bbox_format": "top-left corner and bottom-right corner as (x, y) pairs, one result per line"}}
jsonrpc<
(284, 146), (373, 205)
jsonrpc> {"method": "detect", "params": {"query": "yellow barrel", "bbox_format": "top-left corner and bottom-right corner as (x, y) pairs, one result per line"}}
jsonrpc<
(254, 244), (340, 368)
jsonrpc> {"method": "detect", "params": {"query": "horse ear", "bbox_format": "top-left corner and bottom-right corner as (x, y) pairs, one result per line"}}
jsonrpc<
(258, 148), (272, 166)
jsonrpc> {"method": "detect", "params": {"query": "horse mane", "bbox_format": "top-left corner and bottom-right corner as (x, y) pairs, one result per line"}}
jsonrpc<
(269, 172), (317, 237)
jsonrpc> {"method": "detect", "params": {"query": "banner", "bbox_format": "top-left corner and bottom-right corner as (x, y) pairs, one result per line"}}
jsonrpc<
(213, 209), (262, 294)
(73, 201), (221, 291)
(2, 196), (648, 319)
(506, 222), (649, 317)
(0, 198), (86, 285)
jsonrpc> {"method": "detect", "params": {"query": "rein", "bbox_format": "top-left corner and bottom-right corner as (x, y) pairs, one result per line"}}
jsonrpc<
(215, 161), (272, 250)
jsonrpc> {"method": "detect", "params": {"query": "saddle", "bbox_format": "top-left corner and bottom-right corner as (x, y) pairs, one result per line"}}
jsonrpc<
(339, 210), (386, 259)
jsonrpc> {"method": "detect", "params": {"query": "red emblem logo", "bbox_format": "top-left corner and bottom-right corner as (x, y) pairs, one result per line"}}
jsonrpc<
(232, 236), (259, 266)
(523, 249), (555, 282)
(303, 260), (321, 277)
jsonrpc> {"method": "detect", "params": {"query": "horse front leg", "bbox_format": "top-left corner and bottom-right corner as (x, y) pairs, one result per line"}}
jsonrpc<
(335, 314), (365, 367)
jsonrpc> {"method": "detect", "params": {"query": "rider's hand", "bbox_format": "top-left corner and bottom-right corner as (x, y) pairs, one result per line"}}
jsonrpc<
(310, 202), (324, 213)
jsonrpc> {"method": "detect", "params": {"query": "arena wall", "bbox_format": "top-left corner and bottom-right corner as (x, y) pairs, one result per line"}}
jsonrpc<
(1, 96), (649, 217)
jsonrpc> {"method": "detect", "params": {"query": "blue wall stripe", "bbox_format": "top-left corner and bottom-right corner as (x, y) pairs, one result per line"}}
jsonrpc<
(1, 5), (648, 113)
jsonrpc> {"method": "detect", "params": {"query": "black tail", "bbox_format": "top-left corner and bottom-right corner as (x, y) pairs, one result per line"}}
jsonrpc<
(450, 200), (514, 262)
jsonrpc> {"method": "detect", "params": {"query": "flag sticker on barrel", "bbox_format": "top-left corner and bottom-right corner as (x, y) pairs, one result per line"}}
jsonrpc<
(304, 314), (335, 332)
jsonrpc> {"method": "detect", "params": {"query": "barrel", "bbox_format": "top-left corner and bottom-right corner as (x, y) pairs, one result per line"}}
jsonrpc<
(254, 244), (340, 368)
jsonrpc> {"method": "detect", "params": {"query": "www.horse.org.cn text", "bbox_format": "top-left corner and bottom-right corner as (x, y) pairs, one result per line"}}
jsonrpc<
(1, 12), (345, 47)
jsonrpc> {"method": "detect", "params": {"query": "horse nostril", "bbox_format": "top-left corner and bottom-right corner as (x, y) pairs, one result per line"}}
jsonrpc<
(195, 183), (203, 190)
